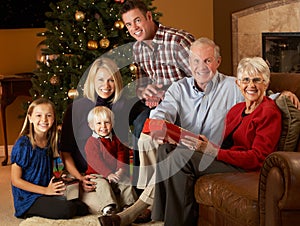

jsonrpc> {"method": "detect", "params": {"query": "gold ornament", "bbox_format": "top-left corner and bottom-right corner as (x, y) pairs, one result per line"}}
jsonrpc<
(75, 11), (85, 22)
(114, 20), (124, 30)
(99, 38), (110, 49)
(87, 40), (98, 50)
(50, 75), (60, 85)
(129, 63), (138, 74)
(68, 89), (79, 99)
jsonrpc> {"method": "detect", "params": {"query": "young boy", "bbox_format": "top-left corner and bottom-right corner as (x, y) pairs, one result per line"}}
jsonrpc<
(82, 106), (137, 215)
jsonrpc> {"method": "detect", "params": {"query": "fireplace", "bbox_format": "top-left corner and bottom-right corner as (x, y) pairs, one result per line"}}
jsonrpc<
(262, 32), (300, 73)
(231, 0), (300, 75)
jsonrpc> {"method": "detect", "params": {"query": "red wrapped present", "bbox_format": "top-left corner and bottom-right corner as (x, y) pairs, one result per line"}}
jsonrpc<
(142, 118), (199, 143)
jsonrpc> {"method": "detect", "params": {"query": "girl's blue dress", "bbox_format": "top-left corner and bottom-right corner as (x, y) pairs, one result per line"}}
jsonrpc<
(11, 136), (51, 217)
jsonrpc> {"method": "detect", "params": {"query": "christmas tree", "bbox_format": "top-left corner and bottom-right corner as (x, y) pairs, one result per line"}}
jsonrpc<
(31, 0), (161, 123)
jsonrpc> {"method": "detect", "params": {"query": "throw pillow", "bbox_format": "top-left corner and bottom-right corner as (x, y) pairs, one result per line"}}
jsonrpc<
(275, 95), (300, 151)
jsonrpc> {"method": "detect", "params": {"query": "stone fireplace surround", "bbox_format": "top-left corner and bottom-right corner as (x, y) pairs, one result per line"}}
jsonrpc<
(232, 0), (300, 75)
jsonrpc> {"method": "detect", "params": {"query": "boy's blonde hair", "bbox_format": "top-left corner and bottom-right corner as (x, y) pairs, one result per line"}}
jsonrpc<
(19, 98), (59, 157)
(87, 106), (115, 128)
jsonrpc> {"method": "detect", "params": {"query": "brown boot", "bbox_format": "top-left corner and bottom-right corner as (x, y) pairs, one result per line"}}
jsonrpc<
(98, 214), (121, 226)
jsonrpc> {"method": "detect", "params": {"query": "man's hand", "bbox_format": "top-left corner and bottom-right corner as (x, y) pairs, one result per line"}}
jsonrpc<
(280, 91), (300, 110)
(138, 84), (165, 108)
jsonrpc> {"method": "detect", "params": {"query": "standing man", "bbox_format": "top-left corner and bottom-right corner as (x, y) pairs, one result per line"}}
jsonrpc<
(120, 0), (195, 188)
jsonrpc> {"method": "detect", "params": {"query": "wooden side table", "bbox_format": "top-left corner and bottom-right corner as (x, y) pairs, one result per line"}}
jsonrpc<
(0, 75), (32, 166)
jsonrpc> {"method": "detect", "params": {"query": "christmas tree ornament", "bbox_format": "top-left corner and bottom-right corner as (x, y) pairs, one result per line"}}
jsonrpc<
(99, 38), (110, 48)
(114, 0), (125, 3)
(68, 89), (79, 99)
(129, 63), (138, 74)
(75, 10), (85, 21)
(87, 40), (98, 50)
(114, 20), (124, 30)
(50, 75), (60, 85)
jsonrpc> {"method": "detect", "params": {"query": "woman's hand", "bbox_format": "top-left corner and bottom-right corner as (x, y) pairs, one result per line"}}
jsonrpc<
(81, 174), (97, 192)
(46, 177), (66, 195)
(181, 135), (219, 157)
(181, 134), (208, 152)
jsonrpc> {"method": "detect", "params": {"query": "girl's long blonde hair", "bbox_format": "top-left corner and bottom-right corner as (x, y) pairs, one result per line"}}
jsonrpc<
(19, 98), (59, 157)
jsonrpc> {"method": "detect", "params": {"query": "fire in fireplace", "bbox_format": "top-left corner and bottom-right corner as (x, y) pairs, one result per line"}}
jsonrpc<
(262, 32), (300, 73)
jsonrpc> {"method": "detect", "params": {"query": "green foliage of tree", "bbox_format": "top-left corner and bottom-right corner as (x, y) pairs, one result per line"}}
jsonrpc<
(31, 0), (161, 123)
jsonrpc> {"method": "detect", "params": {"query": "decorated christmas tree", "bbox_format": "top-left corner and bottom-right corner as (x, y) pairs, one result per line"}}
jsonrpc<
(31, 0), (161, 123)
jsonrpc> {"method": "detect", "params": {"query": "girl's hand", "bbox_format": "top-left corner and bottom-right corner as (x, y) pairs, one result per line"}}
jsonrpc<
(46, 177), (66, 195)
(81, 174), (97, 192)
(107, 173), (120, 183)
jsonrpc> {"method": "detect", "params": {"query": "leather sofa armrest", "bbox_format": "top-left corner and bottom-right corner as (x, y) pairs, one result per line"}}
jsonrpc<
(259, 151), (300, 225)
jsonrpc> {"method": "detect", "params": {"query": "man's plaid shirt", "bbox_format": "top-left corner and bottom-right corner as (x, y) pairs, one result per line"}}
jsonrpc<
(133, 24), (195, 88)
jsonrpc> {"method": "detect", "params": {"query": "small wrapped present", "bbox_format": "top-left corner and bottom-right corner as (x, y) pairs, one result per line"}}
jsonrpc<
(142, 118), (199, 143)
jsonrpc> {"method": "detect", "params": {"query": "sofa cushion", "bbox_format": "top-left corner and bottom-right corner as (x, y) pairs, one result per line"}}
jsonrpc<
(195, 172), (260, 226)
(275, 95), (300, 152)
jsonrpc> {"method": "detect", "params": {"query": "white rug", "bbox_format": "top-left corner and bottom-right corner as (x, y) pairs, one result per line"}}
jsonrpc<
(19, 214), (164, 226)
(19, 214), (100, 226)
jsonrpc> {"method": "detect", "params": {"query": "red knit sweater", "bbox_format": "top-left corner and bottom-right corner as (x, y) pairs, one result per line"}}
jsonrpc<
(85, 134), (129, 177)
(217, 96), (282, 171)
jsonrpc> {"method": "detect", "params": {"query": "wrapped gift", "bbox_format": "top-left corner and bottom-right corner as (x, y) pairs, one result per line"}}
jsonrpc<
(53, 177), (80, 200)
(52, 157), (79, 200)
(142, 118), (199, 143)
(62, 177), (80, 200)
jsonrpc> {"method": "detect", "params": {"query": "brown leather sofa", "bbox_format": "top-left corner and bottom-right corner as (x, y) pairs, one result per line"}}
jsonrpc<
(194, 73), (300, 226)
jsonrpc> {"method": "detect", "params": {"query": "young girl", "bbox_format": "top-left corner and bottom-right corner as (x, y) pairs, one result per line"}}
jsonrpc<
(82, 106), (137, 215)
(11, 98), (89, 219)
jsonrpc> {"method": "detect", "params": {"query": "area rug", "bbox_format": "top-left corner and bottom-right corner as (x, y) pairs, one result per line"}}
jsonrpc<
(19, 214), (164, 226)
(19, 214), (100, 226)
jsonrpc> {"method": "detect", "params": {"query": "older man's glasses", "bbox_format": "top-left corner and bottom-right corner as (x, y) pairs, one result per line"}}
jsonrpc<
(239, 77), (265, 84)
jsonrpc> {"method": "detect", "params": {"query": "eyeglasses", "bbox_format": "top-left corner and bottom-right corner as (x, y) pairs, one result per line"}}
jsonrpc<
(239, 77), (265, 84)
